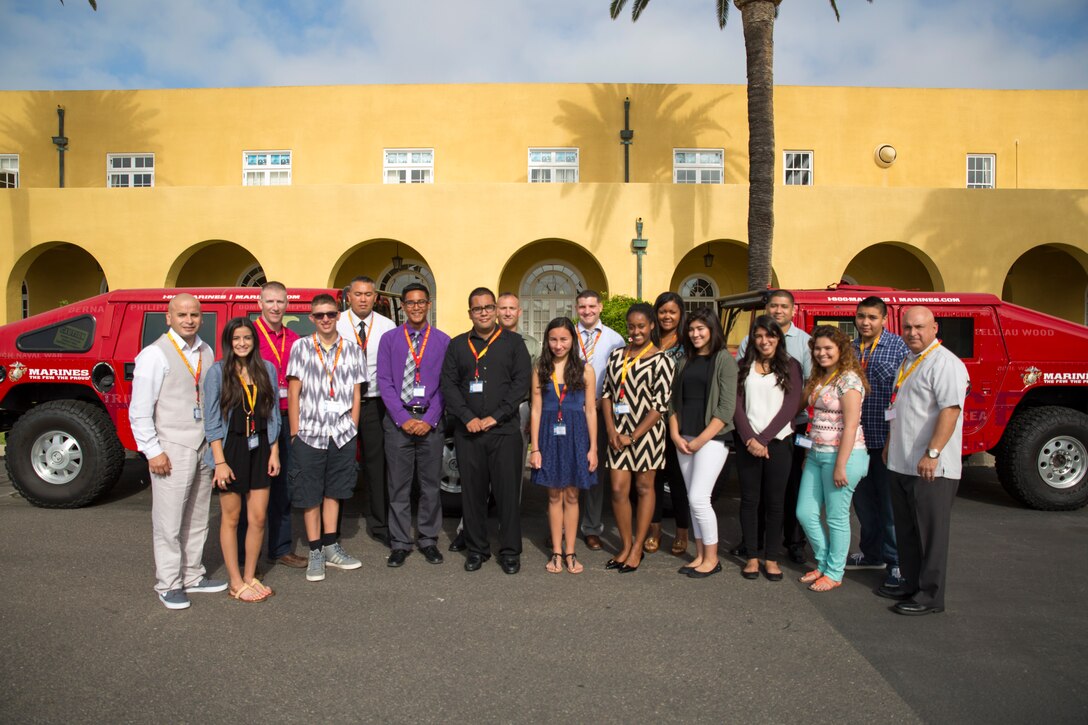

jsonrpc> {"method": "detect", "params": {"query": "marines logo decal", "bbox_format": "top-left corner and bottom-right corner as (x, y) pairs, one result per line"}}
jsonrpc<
(1021, 366), (1041, 386)
(9, 361), (26, 382)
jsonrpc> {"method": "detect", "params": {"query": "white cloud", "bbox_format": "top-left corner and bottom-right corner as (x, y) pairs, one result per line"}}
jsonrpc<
(0, 0), (1085, 90)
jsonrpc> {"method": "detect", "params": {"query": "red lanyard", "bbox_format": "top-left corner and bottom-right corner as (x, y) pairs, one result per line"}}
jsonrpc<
(312, 334), (342, 398)
(168, 334), (202, 403)
(404, 324), (431, 384)
(578, 328), (601, 361)
(551, 372), (567, 422)
(467, 326), (502, 379)
(618, 343), (652, 400)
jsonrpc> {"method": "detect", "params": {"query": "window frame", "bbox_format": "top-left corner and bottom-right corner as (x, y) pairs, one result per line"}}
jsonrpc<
(783, 150), (814, 186)
(966, 153), (995, 189)
(0, 154), (19, 189)
(106, 153), (155, 188)
(16, 315), (96, 353)
(673, 149), (724, 185)
(242, 150), (292, 186)
(383, 148), (435, 184)
(528, 147), (579, 184)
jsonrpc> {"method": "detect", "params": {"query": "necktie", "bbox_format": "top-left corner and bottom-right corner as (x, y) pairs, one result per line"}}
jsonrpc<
(583, 329), (593, 359)
(402, 333), (417, 403)
(358, 321), (367, 348)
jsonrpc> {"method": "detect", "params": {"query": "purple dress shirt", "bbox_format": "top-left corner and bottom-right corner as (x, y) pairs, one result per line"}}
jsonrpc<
(377, 322), (452, 429)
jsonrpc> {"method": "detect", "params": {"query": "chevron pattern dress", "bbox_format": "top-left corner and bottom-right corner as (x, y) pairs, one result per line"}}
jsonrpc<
(602, 348), (675, 472)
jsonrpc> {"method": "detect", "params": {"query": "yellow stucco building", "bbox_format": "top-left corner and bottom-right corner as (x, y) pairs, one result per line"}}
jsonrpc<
(1, 83), (1086, 336)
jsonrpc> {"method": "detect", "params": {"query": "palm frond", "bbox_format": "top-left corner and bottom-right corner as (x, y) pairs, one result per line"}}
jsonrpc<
(608, 0), (628, 20)
(716, 0), (730, 29)
(830, 0), (873, 23)
(610, 0), (653, 21)
(632, 0), (652, 20)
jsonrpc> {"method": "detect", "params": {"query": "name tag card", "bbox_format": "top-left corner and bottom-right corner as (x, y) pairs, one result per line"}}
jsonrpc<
(247, 434), (260, 451)
(278, 387), (288, 399)
(193, 407), (203, 421)
(884, 408), (897, 421)
(412, 385), (426, 398)
(553, 423), (567, 437)
(794, 434), (813, 449)
(320, 399), (349, 415)
(613, 402), (631, 415)
(469, 380), (484, 394)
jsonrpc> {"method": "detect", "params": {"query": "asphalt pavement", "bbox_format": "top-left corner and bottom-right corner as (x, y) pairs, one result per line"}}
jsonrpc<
(0, 458), (1085, 724)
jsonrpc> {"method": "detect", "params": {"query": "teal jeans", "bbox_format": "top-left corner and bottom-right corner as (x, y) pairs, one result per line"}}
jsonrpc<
(796, 448), (870, 582)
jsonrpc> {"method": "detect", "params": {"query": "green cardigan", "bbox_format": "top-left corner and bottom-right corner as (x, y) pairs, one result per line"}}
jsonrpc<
(668, 350), (739, 434)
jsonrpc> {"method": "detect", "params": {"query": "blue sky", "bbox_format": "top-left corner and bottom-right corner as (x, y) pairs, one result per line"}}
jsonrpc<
(2, 0), (1086, 90)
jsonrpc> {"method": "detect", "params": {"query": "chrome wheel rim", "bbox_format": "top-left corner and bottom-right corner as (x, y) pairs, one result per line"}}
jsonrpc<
(440, 438), (460, 494)
(1036, 435), (1087, 490)
(30, 430), (83, 485)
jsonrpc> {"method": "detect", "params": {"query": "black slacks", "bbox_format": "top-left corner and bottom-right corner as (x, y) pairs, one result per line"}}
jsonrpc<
(358, 396), (388, 538)
(456, 428), (523, 559)
(890, 472), (958, 609)
(737, 437), (794, 562)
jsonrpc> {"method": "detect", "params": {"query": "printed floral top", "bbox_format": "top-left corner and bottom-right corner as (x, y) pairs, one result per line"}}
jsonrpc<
(809, 370), (867, 453)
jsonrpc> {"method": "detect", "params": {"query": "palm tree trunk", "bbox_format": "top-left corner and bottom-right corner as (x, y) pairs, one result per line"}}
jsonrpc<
(736, 0), (779, 290)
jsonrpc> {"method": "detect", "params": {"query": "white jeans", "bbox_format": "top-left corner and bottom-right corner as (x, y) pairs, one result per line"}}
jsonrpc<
(676, 437), (728, 546)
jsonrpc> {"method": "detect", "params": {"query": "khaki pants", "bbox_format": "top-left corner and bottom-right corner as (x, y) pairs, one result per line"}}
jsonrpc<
(151, 441), (213, 594)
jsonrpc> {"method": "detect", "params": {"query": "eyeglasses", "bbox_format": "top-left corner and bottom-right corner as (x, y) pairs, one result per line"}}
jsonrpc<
(403, 300), (430, 309)
(311, 311), (338, 320)
(469, 304), (497, 315)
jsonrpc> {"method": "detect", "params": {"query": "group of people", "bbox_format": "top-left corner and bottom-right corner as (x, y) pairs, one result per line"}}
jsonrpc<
(131, 280), (967, 617)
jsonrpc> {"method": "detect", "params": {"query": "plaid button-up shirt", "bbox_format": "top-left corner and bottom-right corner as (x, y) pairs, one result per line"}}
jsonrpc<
(855, 330), (909, 450)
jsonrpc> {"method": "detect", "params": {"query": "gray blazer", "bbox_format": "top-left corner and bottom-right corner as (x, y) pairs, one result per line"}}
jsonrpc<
(669, 350), (738, 434)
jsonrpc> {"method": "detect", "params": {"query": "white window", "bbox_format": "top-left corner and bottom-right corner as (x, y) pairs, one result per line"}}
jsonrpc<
(528, 148), (579, 183)
(680, 275), (719, 313)
(0, 155), (19, 189)
(521, 262), (584, 341)
(784, 151), (813, 186)
(107, 153), (154, 187)
(967, 154), (995, 189)
(674, 149), (723, 184)
(384, 149), (434, 184)
(379, 261), (437, 326)
(243, 151), (292, 186)
(238, 264), (266, 288)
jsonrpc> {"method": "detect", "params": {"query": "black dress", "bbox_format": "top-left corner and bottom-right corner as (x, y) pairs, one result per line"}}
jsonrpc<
(222, 398), (271, 494)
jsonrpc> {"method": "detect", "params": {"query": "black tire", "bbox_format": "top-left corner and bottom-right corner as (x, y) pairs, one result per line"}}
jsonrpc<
(5, 400), (125, 508)
(996, 406), (1088, 511)
(439, 433), (462, 518)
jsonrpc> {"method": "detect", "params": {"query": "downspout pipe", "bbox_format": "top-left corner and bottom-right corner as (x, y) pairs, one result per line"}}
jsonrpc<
(620, 97), (634, 182)
(52, 106), (68, 188)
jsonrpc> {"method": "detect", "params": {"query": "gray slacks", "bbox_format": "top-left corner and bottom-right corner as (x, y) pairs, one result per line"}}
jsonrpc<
(150, 440), (213, 594)
(890, 472), (958, 609)
(383, 417), (443, 551)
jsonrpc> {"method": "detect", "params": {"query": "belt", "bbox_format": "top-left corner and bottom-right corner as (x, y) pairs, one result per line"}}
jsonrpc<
(361, 395), (381, 404)
(404, 404), (428, 415)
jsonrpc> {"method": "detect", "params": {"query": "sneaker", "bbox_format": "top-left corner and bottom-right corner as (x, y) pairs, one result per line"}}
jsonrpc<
(844, 552), (885, 570)
(324, 542), (362, 570)
(183, 577), (229, 594)
(307, 548), (326, 582)
(883, 565), (906, 589)
(158, 589), (191, 610)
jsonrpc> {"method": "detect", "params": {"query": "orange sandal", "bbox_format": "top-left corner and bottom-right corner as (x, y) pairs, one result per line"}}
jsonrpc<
(229, 582), (268, 603)
(799, 569), (822, 584)
(808, 575), (842, 592)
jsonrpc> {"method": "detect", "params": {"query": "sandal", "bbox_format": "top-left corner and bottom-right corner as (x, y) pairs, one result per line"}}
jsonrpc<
(799, 569), (822, 584)
(563, 553), (584, 574)
(250, 578), (274, 598)
(671, 533), (688, 556)
(643, 537), (660, 554)
(545, 552), (563, 574)
(808, 575), (842, 592)
(229, 582), (268, 603)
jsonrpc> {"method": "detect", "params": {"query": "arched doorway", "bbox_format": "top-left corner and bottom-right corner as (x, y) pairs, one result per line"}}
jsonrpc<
(8, 242), (108, 320)
(330, 239), (435, 325)
(1002, 244), (1088, 324)
(499, 239), (609, 340)
(842, 242), (943, 291)
(168, 240), (264, 288)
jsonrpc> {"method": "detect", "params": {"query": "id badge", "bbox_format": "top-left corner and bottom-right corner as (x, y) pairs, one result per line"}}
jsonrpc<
(794, 434), (813, 449)
(884, 408), (897, 421)
(278, 386), (288, 399)
(247, 434), (260, 451)
(553, 423), (567, 437)
(412, 385), (426, 398)
(193, 407), (202, 421)
(614, 402), (631, 415)
(320, 399), (346, 415)
(469, 380), (484, 394)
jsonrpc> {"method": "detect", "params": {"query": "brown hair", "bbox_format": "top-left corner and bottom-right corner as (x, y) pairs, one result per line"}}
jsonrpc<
(803, 325), (870, 401)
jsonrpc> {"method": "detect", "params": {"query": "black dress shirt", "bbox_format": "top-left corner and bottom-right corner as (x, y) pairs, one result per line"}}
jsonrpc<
(440, 327), (531, 435)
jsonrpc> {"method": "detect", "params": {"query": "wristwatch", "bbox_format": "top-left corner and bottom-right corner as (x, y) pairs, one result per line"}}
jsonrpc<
(926, 448), (941, 459)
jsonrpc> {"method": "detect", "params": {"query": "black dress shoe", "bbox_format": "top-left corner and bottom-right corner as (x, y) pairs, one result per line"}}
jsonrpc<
(763, 566), (784, 582)
(618, 563), (640, 574)
(741, 568), (760, 580)
(464, 553), (487, 572)
(687, 563), (722, 578)
(448, 532), (467, 552)
(787, 546), (806, 565)
(499, 557), (521, 575)
(893, 600), (944, 616)
(677, 565), (696, 574)
(876, 584), (914, 601)
(387, 549), (409, 568)
(604, 558), (623, 570)
(419, 545), (444, 565)
(728, 544), (749, 558)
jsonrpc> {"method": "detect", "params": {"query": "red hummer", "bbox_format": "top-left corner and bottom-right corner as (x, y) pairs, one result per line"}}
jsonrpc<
(718, 285), (1088, 511)
(0, 287), (401, 508)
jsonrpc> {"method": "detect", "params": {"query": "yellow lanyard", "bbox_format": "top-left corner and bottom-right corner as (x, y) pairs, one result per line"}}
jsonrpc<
(551, 371), (567, 421)
(238, 373), (257, 435)
(255, 317), (287, 368)
(312, 335), (343, 398)
(578, 328), (601, 361)
(858, 331), (880, 371)
(809, 369), (841, 408)
(168, 333), (202, 403)
(618, 343), (652, 400)
(892, 343), (941, 403)
(467, 326), (502, 379)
